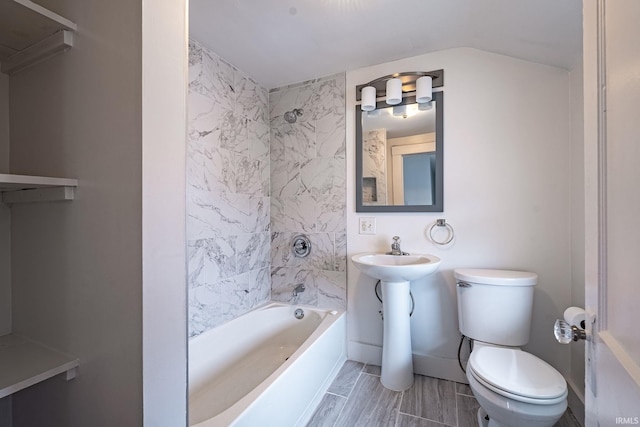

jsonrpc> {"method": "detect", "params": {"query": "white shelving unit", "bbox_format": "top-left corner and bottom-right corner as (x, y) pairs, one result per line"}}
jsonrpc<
(0, 334), (79, 399)
(0, 0), (77, 75)
(1, 0), (80, 401)
(0, 173), (78, 203)
(0, 174), (80, 399)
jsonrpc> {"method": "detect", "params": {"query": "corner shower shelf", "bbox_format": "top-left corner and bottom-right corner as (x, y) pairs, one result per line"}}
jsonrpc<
(0, 173), (78, 203)
(0, 334), (79, 399)
(0, 0), (77, 75)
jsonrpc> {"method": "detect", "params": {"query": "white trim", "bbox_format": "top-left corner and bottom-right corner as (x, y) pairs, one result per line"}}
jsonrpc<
(390, 142), (436, 205)
(596, 0), (608, 333)
(566, 376), (586, 426)
(347, 341), (467, 383)
(599, 331), (640, 387)
(390, 142), (435, 156)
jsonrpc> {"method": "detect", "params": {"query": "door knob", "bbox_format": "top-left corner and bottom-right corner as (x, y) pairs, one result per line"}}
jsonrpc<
(554, 319), (587, 344)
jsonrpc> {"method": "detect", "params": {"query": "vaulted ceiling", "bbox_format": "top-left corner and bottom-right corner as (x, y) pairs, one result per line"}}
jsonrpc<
(190, 0), (582, 89)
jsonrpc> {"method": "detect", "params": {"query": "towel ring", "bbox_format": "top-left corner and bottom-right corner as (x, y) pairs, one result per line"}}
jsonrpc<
(429, 219), (455, 245)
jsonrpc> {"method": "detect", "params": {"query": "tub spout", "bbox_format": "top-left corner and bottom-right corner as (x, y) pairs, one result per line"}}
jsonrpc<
(292, 283), (305, 297)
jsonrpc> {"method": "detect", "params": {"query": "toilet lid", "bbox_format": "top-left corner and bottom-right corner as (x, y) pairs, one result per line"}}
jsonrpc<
(469, 346), (567, 401)
(454, 269), (537, 286)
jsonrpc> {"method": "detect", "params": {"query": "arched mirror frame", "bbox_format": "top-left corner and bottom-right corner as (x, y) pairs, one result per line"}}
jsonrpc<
(356, 90), (444, 212)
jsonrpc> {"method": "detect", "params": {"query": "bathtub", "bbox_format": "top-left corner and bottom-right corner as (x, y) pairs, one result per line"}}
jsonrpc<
(189, 302), (346, 427)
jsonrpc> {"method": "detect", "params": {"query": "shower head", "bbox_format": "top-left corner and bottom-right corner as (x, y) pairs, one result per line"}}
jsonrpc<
(284, 108), (303, 123)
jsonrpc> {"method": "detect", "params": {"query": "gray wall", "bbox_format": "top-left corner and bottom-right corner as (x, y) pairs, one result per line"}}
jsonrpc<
(0, 70), (10, 336)
(0, 68), (12, 427)
(0, 70), (8, 169)
(8, 0), (145, 425)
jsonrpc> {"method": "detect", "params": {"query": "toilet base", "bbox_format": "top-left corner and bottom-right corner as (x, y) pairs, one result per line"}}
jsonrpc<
(478, 407), (511, 427)
(477, 407), (489, 427)
(467, 368), (566, 427)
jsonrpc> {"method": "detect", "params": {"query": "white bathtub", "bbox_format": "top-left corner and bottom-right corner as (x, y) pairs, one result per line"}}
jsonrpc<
(189, 302), (346, 427)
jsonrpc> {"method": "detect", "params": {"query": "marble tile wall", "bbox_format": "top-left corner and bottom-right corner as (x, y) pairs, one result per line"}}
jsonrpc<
(362, 129), (388, 204)
(187, 40), (271, 336)
(269, 75), (347, 310)
(187, 40), (347, 336)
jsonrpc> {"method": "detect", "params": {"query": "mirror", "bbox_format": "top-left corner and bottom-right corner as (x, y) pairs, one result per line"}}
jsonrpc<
(356, 91), (443, 212)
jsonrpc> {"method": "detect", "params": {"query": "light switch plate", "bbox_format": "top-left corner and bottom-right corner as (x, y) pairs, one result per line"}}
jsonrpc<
(359, 217), (376, 235)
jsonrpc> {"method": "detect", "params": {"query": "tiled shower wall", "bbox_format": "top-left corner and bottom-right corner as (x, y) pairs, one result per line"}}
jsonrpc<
(187, 40), (271, 336)
(269, 76), (347, 310)
(187, 40), (347, 337)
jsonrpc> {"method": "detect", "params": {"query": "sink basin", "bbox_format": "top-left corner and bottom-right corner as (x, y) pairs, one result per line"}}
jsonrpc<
(351, 253), (441, 282)
(351, 252), (442, 391)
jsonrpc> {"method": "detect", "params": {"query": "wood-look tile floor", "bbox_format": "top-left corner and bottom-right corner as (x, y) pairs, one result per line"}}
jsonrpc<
(306, 360), (581, 427)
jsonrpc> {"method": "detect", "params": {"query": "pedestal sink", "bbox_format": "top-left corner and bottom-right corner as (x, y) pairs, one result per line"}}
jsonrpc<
(352, 252), (441, 391)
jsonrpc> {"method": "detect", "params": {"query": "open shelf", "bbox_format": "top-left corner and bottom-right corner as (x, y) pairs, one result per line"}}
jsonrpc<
(0, 173), (78, 203)
(0, 334), (79, 399)
(0, 173), (78, 190)
(0, 0), (77, 75)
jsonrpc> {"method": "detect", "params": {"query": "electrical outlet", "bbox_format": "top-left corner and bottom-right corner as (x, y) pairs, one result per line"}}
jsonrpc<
(359, 217), (376, 235)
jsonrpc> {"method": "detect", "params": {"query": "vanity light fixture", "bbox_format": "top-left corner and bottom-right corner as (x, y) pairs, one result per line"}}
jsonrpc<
(361, 86), (377, 111)
(392, 104), (419, 119)
(356, 70), (444, 112)
(416, 76), (433, 103)
(392, 105), (406, 117)
(385, 78), (402, 105)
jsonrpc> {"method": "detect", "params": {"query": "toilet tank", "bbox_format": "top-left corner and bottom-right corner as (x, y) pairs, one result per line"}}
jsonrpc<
(455, 269), (537, 347)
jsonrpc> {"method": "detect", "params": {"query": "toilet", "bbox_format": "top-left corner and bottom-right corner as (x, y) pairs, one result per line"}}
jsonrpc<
(455, 269), (568, 427)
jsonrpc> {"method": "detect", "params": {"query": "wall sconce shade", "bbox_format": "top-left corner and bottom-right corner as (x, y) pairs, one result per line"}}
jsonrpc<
(416, 76), (433, 103)
(386, 78), (402, 105)
(361, 86), (377, 111)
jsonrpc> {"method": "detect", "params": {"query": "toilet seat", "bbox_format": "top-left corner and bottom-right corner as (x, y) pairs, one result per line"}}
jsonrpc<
(469, 346), (567, 405)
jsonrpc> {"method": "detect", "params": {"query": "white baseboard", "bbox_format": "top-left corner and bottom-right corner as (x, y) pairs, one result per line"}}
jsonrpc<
(413, 353), (468, 384)
(566, 376), (585, 427)
(348, 341), (468, 384)
(347, 341), (382, 365)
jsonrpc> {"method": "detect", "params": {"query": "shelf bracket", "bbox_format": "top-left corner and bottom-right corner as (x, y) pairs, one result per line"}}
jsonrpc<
(65, 367), (77, 381)
(1, 29), (74, 75)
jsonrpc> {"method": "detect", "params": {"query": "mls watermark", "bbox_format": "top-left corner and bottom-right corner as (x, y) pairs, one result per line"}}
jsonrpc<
(616, 417), (640, 425)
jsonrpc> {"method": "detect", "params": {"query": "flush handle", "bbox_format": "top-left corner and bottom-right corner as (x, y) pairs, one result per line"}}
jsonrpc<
(456, 281), (472, 288)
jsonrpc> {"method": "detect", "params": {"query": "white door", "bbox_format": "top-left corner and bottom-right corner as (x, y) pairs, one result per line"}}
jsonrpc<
(584, 1), (640, 425)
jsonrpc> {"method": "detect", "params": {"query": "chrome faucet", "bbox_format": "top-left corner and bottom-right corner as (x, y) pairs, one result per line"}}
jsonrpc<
(388, 236), (409, 256)
(292, 283), (305, 297)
